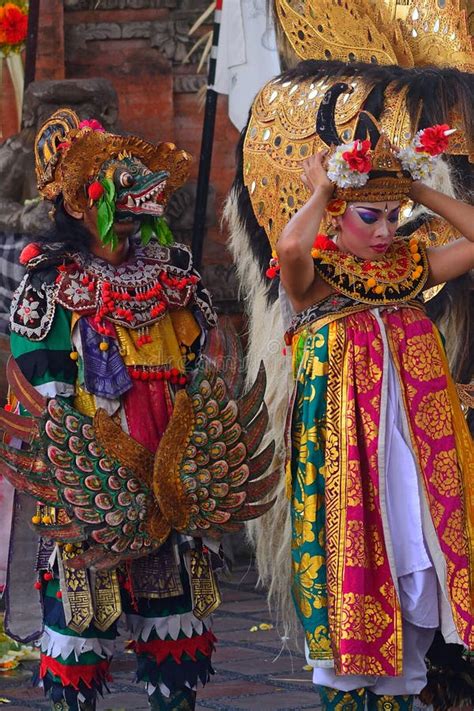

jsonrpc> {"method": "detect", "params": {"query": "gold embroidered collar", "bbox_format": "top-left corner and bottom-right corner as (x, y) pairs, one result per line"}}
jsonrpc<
(313, 238), (428, 305)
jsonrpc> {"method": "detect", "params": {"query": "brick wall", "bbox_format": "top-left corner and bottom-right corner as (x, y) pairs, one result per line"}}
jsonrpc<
(35, 0), (65, 81)
(0, 61), (20, 138)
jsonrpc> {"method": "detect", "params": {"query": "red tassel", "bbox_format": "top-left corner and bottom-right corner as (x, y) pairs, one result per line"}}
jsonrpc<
(125, 561), (139, 612)
(19, 243), (41, 265)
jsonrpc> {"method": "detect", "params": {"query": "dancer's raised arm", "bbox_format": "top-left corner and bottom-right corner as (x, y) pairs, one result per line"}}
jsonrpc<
(276, 153), (332, 303)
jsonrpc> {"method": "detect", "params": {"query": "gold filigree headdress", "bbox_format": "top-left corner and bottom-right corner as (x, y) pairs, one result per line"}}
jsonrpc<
(315, 88), (413, 202)
(325, 133), (413, 204)
(35, 109), (192, 212)
(320, 94), (455, 205)
(273, 0), (474, 71)
(243, 72), (468, 248)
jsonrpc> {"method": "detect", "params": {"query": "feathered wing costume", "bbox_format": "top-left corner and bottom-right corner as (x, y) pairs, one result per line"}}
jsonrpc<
(0, 356), (276, 570)
(225, 0), (474, 705)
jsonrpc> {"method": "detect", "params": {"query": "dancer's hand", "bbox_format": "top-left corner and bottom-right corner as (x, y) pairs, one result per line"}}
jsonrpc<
(300, 151), (333, 196)
(409, 180), (423, 201)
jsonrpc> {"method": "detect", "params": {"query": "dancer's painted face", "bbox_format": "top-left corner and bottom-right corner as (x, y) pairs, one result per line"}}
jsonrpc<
(335, 201), (401, 260)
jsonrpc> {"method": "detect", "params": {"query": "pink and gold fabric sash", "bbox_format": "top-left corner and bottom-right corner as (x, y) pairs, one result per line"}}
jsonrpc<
(322, 305), (473, 675)
(383, 307), (474, 644)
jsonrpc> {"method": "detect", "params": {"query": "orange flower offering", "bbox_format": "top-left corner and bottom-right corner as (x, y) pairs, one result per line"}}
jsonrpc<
(326, 199), (347, 216)
(0, 2), (28, 50)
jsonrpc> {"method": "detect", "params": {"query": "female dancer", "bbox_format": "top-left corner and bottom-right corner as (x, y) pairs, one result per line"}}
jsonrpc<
(275, 125), (474, 710)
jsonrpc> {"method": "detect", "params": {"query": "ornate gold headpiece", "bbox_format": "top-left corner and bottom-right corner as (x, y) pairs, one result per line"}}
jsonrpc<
(243, 79), (458, 248)
(273, 0), (474, 71)
(327, 132), (413, 203)
(34, 109), (192, 212)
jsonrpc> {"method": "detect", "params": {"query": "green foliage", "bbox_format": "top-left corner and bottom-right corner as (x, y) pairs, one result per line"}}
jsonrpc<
(140, 219), (154, 246)
(154, 217), (174, 246)
(103, 177), (116, 203)
(96, 178), (118, 251)
(140, 216), (175, 247)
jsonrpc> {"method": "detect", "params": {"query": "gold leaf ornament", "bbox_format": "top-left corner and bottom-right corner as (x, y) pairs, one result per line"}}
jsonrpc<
(274, 0), (408, 66)
(272, 0), (473, 70)
(35, 109), (192, 212)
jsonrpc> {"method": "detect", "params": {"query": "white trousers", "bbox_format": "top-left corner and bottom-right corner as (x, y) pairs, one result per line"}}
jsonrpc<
(312, 621), (436, 695)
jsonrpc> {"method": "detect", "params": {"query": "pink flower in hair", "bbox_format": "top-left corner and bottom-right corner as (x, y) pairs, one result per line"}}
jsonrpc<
(79, 119), (105, 133)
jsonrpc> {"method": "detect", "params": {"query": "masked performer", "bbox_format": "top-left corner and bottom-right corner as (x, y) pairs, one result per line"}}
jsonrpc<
(272, 113), (474, 710)
(0, 110), (276, 711)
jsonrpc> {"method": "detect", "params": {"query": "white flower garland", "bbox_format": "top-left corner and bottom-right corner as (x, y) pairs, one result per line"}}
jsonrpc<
(325, 127), (454, 187)
(326, 143), (370, 188)
(398, 129), (439, 181)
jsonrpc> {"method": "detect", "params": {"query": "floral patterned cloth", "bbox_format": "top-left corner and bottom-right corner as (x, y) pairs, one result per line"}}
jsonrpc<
(290, 304), (474, 677)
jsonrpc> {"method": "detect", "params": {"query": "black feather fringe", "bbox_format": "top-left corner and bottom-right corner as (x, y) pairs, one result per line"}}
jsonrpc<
(135, 653), (214, 693)
(419, 632), (474, 710)
(40, 675), (107, 710)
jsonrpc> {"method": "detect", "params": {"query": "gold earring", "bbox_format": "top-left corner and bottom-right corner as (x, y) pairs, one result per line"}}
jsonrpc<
(327, 220), (338, 238)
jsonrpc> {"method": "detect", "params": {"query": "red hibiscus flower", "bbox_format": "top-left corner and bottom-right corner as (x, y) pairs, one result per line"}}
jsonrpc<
(79, 119), (105, 133)
(416, 124), (451, 156)
(342, 140), (372, 173)
(0, 4), (28, 46)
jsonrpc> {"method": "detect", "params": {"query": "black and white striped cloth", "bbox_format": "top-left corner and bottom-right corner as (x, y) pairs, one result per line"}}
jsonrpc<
(0, 232), (28, 334)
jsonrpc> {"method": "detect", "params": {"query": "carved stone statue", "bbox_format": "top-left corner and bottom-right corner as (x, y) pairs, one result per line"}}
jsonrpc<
(0, 78), (119, 235)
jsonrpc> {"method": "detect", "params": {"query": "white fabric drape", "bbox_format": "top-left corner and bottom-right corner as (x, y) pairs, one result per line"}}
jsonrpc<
(213, 0), (281, 131)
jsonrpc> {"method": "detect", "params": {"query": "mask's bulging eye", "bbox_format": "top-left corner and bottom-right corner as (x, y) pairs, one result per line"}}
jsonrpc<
(119, 171), (135, 188)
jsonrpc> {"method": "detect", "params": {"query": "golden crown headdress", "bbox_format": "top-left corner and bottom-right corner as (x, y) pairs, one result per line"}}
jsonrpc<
(319, 86), (455, 206)
(272, 0), (474, 71)
(34, 109), (192, 212)
(316, 87), (413, 201)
